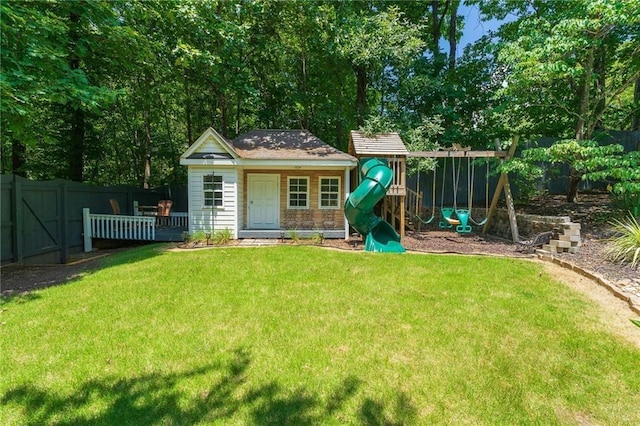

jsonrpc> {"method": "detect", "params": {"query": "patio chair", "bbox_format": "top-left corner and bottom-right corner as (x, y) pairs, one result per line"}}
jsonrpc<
(156, 200), (173, 227)
(109, 199), (121, 215)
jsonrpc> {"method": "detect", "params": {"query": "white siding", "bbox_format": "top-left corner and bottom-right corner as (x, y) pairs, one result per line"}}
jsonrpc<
(236, 168), (244, 239)
(199, 134), (230, 154)
(188, 167), (237, 235)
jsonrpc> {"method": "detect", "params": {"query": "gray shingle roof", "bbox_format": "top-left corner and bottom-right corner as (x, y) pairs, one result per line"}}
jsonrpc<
(232, 130), (356, 161)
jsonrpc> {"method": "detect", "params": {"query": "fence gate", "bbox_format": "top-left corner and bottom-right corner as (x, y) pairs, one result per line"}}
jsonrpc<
(1, 176), (65, 264)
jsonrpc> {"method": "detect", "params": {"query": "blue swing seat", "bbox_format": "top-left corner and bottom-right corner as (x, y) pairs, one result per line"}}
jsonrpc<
(455, 209), (472, 233)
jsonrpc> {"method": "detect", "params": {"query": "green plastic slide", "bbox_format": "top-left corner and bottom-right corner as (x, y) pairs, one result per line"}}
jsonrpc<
(344, 158), (406, 253)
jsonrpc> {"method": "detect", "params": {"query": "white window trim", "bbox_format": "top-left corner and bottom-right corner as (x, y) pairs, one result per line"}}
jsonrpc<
(203, 173), (224, 209)
(318, 176), (341, 210)
(287, 176), (310, 209)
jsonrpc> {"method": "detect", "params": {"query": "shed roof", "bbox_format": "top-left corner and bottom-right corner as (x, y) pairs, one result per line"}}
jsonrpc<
(349, 131), (408, 156)
(232, 129), (356, 161)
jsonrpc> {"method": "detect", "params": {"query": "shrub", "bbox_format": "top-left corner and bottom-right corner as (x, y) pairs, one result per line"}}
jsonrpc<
(605, 213), (640, 268)
(287, 229), (301, 243)
(211, 228), (233, 245)
(182, 230), (208, 244)
(308, 233), (323, 245)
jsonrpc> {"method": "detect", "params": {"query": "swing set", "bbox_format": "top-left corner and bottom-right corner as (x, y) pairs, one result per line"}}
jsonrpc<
(415, 155), (490, 233)
(408, 137), (520, 240)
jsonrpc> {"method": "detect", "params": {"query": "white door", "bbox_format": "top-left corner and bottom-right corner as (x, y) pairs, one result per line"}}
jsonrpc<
(247, 174), (280, 229)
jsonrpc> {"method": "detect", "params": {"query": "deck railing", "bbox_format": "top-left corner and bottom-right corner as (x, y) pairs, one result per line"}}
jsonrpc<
(83, 208), (155, 252)
(386, 157), (406, 196)
(156, 212), (189, 228)
(83, 208), (190, 251)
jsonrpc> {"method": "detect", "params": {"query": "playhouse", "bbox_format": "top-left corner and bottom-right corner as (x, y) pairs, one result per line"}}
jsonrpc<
(180, 128), (357, 239)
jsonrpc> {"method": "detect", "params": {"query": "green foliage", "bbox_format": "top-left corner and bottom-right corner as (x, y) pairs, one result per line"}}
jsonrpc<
(308, 233), (324, 245)
(404, 116), (444, 176)
(2, 0), (637, 187)
(287, 229), (301, 243)
(584, 151), (640, 216)
(183, 230), (207, 244)
(491, 0), (640, 141)
(504, 139), (627, 201)
(499, 156), (546, 201)
(358, 115), (397, 137)
(211, 228), (233, 246)
(605, 213), (640, 268)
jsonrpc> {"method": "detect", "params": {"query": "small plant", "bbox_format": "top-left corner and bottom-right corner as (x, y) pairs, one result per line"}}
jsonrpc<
(308, 233), (323, 245)
(287, 229), (301, 243)
(604, 213), (640, 268)
(183, 230), (208, 244)
(211, 228), (232, 245)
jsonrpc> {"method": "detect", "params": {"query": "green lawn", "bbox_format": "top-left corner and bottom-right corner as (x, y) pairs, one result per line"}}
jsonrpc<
(1, 245), (639, 425)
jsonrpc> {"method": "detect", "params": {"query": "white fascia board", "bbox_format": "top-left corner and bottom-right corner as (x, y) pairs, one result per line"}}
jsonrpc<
(180, 158), (358, 169)
(180, 128), (238, 160)
(180, 159), (238, 166)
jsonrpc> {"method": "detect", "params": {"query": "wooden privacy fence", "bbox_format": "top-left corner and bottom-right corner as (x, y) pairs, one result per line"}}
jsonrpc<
(1, 175), (186, 264)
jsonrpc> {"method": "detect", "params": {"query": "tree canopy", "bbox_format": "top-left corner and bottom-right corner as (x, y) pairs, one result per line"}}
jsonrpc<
(1, 0), (638, 191)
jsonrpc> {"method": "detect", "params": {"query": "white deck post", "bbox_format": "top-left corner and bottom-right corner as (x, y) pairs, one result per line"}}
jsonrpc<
(133, 200), (139, 216)
(83, 208), (93, 252)
(344, 167), (350, 240)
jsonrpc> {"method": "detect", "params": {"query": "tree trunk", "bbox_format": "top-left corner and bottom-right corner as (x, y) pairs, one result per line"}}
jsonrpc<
(567, 169), (581, 203)
(355, 65), (367, 127)
(143, 109), (152, 189)
(218, 91), (228, 136)
(633, 78), (640, 131)
(430, 0), (440, 54)
(68, 12), (84, 182)
(184, 72), (193, 145)
(235, 95), (241, 136)
(11, 139), (26, 177)
(300, 51), (309, 129)
(575, 47), (594, 141)
(593, 41), (606, 130)
(568, 47), (595, 202)
(448, 1), (458, 74)
(68, 108), (85, 182)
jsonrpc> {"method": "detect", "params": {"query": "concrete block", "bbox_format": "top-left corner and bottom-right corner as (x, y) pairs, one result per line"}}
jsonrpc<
(564, 223), (581, 230)
(551, 239), (572, 248)
(542, 244), (558, 253)
(560, 234), (581, 242)
(567, 247), (580, 254)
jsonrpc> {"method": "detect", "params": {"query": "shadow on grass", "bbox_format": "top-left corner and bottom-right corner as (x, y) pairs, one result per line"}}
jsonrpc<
(1, 348), (418, 424)
(0, 244), (169, 305)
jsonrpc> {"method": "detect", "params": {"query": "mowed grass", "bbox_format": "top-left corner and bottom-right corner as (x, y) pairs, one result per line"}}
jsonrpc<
(1, 245), (639, 425)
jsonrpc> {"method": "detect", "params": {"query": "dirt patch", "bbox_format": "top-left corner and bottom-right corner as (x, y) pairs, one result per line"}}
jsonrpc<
(1, 249), (124, 296)
(540, 262), (640, 350)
